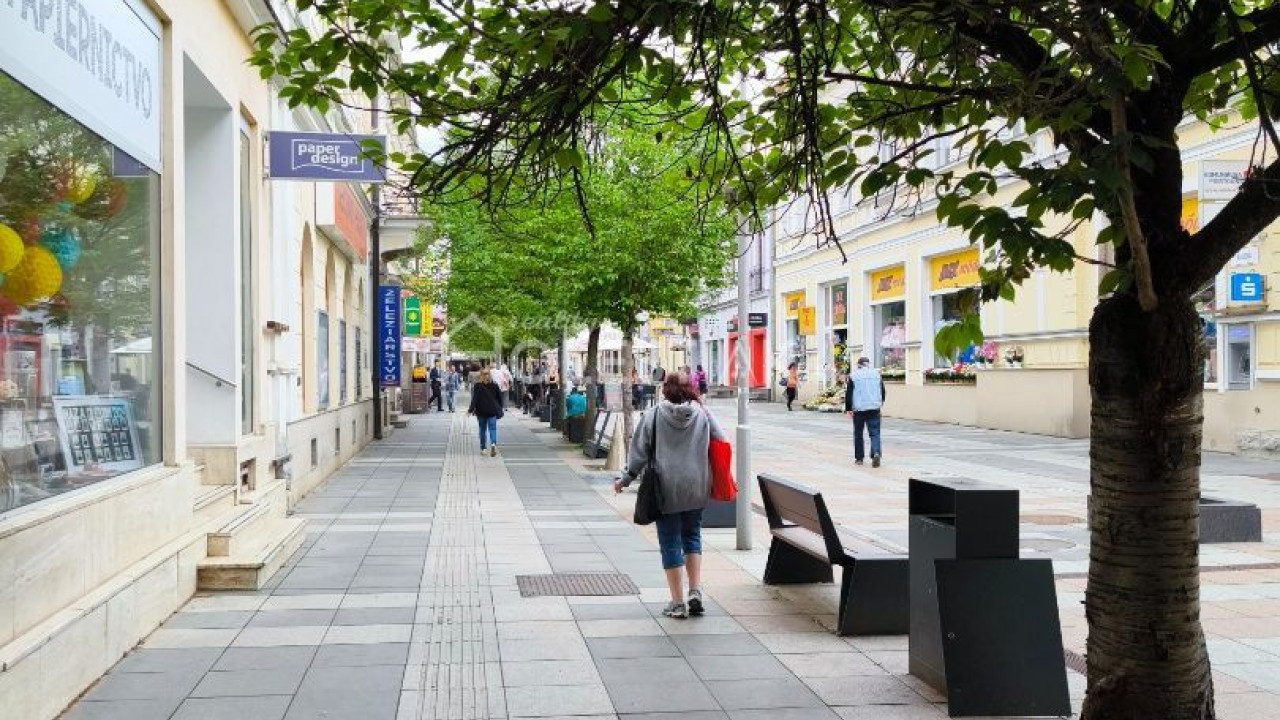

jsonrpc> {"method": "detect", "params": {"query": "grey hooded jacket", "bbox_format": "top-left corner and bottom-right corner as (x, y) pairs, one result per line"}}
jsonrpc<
(623, 400), (728, 514)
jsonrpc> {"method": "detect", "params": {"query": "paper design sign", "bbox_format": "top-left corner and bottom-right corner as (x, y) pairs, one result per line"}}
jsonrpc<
(379, 285), (402, 386)
(268, 131), (387, 182)
(52, 396), (143, 474)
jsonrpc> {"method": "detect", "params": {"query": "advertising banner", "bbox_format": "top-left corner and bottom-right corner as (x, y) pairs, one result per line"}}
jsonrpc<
(870, 265), (906, 302)
(930, 248), (981, 291)
(378, 285), (401, 386)
(404, 296), (422, 336)
(784, 290), (807, 319)
(268, 131), (387, 182)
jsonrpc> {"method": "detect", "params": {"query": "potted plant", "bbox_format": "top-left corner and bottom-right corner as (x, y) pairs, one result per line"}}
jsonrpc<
(979, 340), (998, 369)
(1004, 346), (1025, 368)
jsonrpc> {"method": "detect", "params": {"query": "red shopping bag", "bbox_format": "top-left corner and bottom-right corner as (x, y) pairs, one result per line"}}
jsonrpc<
(709, 437), (737, 502)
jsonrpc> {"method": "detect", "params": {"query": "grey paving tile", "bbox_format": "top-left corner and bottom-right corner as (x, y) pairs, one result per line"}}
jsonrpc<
(776, 652), (886, 678)
(728, 709), (841, 720)
(190, 667), (307, 697)
(285, 664), (403, 720)
(802, 676), (929, 706)
(502, 659), (602, 687)
(247, 609), (339, 628)
(505, 683), (615, 717)
(606, 681), (720, 713)
(61, 698), (183, 720)
(587, 635), (682, 659)
(597, 656), (699, 685)
(833, 706), (947, 720)
(171, 696), (293, 720)
(110, 648), (222, 676)
(231, 625), (328, 647)
(704, 677), (824, 710)
(81, 669), (201, 701)
(312, 642), (410, 667)
(213, 646), (316, 671)
(689, 654), (793, 681)
(503, 636), (592, 661)
(331, 606), (416, 625)
(618, 713), (728, 720)
(162, 611), (255, 630)
(671, 634), (769, 657)
(571, 602), (655, 621)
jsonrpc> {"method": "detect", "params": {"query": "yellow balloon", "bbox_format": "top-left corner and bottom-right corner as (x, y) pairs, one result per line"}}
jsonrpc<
(0, 224), (25, 274)
(67, 172), (97, 204)
(3, 245), (62, 305)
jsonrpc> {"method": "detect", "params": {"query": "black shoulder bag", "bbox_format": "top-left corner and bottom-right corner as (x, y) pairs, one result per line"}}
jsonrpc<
(633, 413), (663, 525)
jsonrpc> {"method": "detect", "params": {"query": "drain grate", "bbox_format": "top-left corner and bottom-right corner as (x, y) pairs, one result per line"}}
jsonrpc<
(1064, 648), (1088, 674)
(517, 572), (640, 597)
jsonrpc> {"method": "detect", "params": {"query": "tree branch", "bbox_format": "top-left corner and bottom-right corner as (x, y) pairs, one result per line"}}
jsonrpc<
(1182, 4), (1280, 78)
(1108, 0), (1180, 50)
(1179, 157), (1280, 294)
(1110, 91), (1159, 312)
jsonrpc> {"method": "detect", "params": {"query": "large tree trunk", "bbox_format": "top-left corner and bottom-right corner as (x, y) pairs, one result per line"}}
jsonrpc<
(621, 326), (635, 459)
(584, 324), (602, 440)
(1082, 293), (1214, 720)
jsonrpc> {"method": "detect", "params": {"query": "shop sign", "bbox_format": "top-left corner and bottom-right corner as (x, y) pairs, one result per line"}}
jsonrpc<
(378, 284), (401, 386)
(268, 131), (387, 182)
(0, 0), (162, 171)
(830, 284), (848, 326)
(1229, 273), (1264, 304)
(404, 296), (423, 336)
(784, 290), (807, 318)
(1231, 246), (1261, 267)
(798, 306), (817, 336)
(727, 313), (769, 333)
(52, 395), (143, 474)
(1200, 160), (1248, 202)
(870, 265), (905, 302)
(929, 248), (981, 291)
(1180, 196), (1199, 233)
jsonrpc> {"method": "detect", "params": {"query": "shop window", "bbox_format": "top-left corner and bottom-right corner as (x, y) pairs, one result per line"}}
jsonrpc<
(0, 73), (161, 514)
(317, 310), (330, 409)
(339, 320), (348, 404)
(1226, 324), (1252, 391)
(786, 318), (806, 372)
(825, 283), (849, 383)
(239, 126), (255, 435)
(932, 288), (981, 367)
(874, 301), (907, 375)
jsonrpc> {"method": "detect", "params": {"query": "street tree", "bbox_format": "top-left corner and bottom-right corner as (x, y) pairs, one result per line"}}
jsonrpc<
(252, 3), (1280, 716)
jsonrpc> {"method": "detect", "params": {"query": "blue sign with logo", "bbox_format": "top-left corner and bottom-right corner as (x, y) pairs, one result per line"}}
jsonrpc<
(1230, 272), (1265, 304)
(378, 285), (402, 387)
(267, 131), (387, 182)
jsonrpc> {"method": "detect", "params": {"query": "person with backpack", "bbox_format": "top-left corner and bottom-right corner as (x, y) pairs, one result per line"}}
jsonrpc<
(614, 371), (727, 619)
(468, 368), (505, 456)
(845, 356), (887, 467)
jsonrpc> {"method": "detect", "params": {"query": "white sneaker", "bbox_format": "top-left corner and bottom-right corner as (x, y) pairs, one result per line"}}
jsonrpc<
(687, 588), (705, 616)
(662, 602), (688, 619)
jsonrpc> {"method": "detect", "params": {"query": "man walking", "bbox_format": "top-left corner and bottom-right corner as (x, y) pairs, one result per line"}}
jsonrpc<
(429, 361), (443, 411)
(845, 357), (886, 467)
(444, 366), (461, 412)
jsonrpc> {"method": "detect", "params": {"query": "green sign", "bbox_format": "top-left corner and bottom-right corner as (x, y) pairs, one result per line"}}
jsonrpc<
(403, 296), (422, 337)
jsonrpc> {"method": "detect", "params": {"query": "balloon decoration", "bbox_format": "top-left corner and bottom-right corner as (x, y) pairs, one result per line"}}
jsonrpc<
(66, 171), (97, 205)
(76, 178), (127, 221)
(2, 245), (63, 306)
(0, 223), (25, 273)
(40, 226), (81, 270)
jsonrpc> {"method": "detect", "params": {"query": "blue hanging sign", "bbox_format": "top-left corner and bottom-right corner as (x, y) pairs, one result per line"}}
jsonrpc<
(379, 285), (402, 386)
(1230, 273), (1265, 304)
(267, 131), (387, 182)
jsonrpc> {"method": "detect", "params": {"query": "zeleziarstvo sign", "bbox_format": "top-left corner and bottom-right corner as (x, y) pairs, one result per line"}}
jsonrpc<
(267, 130), (387, 182)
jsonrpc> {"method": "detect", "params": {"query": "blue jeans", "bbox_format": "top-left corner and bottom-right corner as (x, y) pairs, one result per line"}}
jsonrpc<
(446, 390), (456, 412)
(853, 410), (882, 461)
(655, 509), (704, 569)
(478, 416), (499, 448)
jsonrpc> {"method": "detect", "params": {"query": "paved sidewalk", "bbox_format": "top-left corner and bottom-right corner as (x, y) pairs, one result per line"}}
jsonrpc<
(62, 401), (1280, 720)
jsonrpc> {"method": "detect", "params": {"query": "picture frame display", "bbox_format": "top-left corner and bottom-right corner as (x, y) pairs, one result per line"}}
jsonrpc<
(51, 396), (144, 474)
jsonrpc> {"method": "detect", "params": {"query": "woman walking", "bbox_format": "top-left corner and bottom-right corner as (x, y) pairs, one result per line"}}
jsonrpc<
(784, 362), (799, 411)
(468, 368), (505, 456)
(694, 365), (708, 396)
(614, 372), (727, 619)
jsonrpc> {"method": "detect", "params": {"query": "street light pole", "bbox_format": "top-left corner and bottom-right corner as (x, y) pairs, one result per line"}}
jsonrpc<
(370, 98), (383, 440)
(735, 230), (753, 551)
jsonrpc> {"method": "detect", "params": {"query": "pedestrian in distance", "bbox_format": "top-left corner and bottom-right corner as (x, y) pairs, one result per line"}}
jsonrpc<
(845, 356), (886, 467)
(784, 362), (799, 411)
(694, 365), (708, 396)
(651, 363), (666, 384)
(495, 363), (513, 407)
(468, 368), (505, 456)
(444, 367), (461, 412)
(429, 361), (443, 411)
(614, 371), (727, 619)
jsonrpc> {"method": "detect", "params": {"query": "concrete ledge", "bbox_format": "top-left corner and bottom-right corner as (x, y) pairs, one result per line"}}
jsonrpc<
(1200, 496), (1263, 544)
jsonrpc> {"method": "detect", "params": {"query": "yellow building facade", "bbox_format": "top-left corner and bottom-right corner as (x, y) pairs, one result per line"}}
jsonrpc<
(774, 120), (1277, 453)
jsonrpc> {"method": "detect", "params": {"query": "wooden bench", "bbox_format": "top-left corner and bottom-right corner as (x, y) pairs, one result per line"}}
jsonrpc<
(757, 473), (909, 636)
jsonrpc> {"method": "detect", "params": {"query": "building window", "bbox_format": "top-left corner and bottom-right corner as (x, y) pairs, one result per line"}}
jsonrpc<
(1225, 324), (1252, 391)
(339, 319), (347, 404)
(824, 283), (849, 384)
(932, 288), (981, 367)
(355, 327), (363, 400)
(0, 72), (161, 515)
(874, 302), (907, 374)
(927, 248), (982, 368)
(239, 125), (255, 435)
(317, 310), (329, 409)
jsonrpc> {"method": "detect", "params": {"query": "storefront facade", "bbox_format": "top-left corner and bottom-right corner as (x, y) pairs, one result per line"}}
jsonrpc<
(696, 230), (773, 391)
(773, 118), (1280, 453)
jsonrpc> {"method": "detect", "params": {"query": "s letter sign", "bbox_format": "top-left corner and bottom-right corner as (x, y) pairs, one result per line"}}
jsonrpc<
(268, 131), (387, 182)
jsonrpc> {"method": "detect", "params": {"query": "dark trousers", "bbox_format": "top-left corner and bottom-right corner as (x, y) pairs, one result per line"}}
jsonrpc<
(430, 381), (442, 410)
(853, 410), (883, 461)
(785, 387), (797, 410)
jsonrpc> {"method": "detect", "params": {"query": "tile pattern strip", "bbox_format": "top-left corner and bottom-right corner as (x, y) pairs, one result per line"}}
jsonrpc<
(404, 413), (505, 720)
(515, 573), (640, 597)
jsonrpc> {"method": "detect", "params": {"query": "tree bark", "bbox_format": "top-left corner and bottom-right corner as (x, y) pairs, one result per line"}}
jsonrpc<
(621, 326), (635, 459)
(1082, 293), (1214, 720)
(584, 324), (602, 440)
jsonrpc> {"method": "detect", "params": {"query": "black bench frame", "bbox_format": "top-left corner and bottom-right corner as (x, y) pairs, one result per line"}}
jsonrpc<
(757, 473), (908, 636)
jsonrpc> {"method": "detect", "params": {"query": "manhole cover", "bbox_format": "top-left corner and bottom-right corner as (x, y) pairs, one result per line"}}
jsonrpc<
(1022, 514), (1083, 526)
(1021, 538), (1076, 552)
(516, 573), (639, 597)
